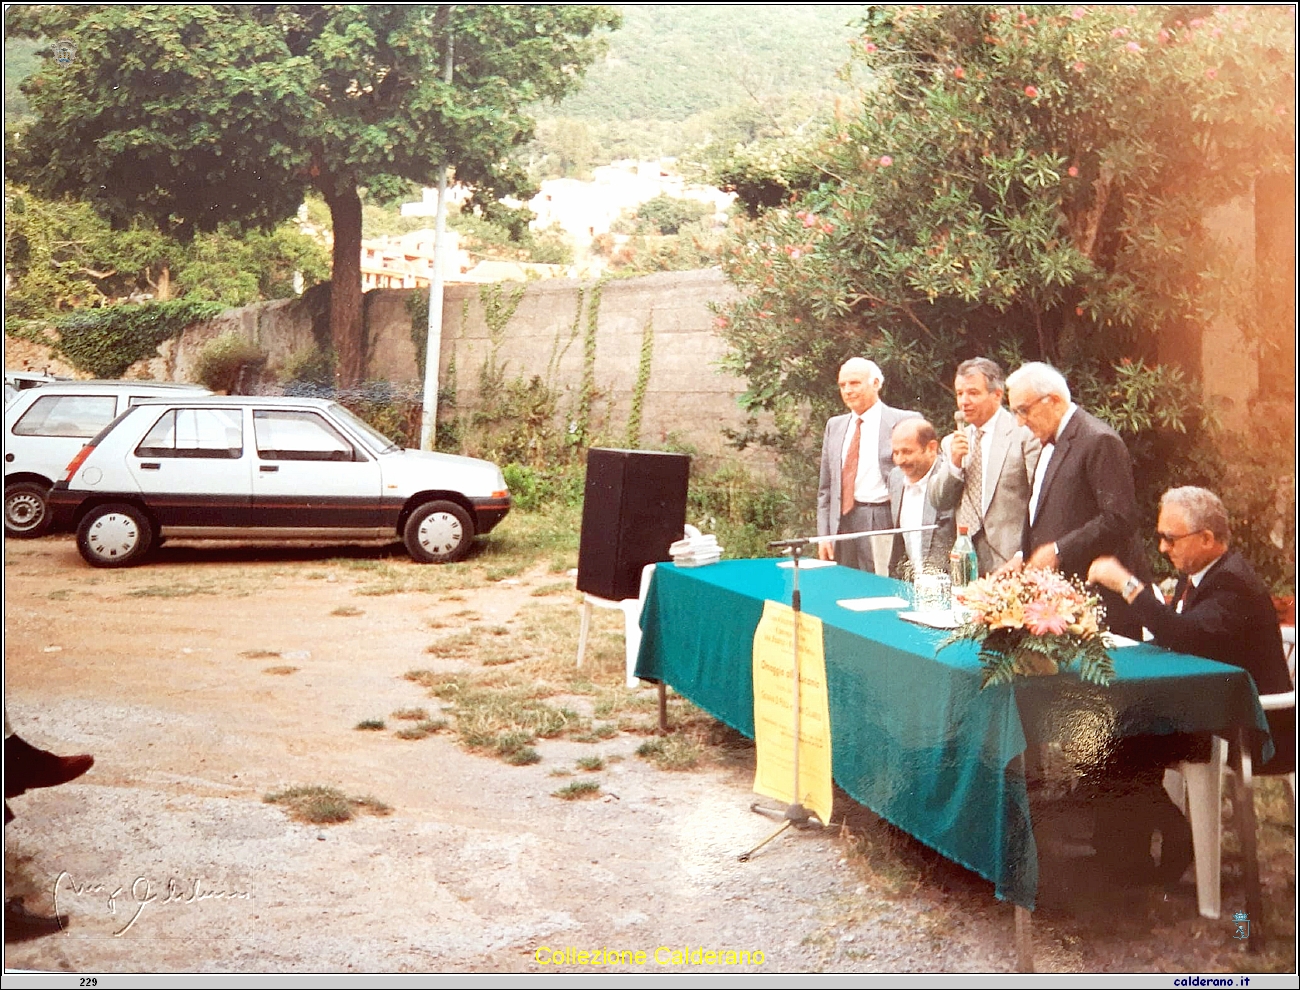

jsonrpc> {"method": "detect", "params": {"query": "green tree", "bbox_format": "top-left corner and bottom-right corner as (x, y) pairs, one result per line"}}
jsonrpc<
(8, 5), (619, 386)
(715, 4), (1294, 572)
(5, 183), (328, 317)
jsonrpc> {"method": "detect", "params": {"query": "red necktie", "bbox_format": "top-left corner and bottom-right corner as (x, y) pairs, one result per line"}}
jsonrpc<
(841, 417), (861, 515)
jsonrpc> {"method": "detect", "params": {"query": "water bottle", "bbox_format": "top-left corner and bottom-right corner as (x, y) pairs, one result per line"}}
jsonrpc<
(950, 525), (978, 591)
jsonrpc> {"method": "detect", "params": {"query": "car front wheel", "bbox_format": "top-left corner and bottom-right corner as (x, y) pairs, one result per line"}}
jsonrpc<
(404, 500), (474, 564)
(77, 503), (153, 568)
(4, 481), (52, 538)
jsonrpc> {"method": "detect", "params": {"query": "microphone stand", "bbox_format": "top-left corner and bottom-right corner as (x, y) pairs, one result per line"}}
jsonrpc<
(738, 524), (937, 862)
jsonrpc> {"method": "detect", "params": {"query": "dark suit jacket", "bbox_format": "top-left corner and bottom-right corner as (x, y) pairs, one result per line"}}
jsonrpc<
(886, 459), (955, 579)
(1023, 407), (1146, 637)
(1123, 549), (1294, 773)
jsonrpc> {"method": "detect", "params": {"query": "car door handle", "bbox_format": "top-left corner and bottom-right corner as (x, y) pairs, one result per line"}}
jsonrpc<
(260, 465), (279, 473)
(140, 462), (160, 470)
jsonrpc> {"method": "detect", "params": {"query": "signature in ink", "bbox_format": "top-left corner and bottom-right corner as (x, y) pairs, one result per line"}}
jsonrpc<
(53, 872), (251, 936)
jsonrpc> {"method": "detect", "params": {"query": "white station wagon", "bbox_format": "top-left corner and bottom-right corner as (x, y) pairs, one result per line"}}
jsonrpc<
(5, 380), (211, 537)
(48, 395), (511, 567)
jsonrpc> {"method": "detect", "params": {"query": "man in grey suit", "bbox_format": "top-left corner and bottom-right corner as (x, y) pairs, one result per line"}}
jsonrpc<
(817, 357), (918, 573)
(886, 418), (955, 579)
(929, 357), (1040, 575)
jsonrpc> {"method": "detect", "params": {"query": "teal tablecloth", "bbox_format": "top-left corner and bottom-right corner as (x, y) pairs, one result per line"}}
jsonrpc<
(633, 559), (1274, 911)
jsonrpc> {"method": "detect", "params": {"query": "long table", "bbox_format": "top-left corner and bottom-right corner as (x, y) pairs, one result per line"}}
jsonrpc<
(633, 559), (1274, 912)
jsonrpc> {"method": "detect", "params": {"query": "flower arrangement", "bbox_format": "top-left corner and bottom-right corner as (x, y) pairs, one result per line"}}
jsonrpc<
(941, 569), (1114, 688)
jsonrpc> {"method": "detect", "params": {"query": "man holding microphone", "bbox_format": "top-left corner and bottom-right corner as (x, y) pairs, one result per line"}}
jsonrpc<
(929, 358), (1040, 575)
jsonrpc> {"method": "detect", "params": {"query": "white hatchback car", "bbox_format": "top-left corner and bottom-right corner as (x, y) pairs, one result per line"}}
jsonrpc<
(48, 395), (511, 566)
(4, 380), (211, 537)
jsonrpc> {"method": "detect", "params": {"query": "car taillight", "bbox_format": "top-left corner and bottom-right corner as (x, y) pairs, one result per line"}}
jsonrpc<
(64, 443), (96, 481)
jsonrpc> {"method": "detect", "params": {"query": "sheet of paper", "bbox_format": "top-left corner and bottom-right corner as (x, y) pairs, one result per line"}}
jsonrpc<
(1103, 632), (1141, 649)
(897, 610), (962, 629)
(836, 596), (910, 612)
(776, 559), (836, 569)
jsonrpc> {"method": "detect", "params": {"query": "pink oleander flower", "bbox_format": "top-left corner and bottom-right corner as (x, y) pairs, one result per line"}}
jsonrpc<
(864, 42), (877, 53)
(1024, 85), (1039, 98)
(1126, 41), (1142, 52)
(879, 155), (893, 167)
(1070, 7), (1086, 19)
(1068, 165), (1079, 177)
(1205, 67), (1218, 79)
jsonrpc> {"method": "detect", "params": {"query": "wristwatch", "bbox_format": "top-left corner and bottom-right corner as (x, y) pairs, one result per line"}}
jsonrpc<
(1121, 575), (1143, 602)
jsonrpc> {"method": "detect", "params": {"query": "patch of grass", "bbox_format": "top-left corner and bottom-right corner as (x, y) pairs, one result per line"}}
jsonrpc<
(240, 649), (281, 659)
(306, 571), (327, 580)
(450, 609), (480, 619)
(356, 581), (406, 596)
(576, 755), (605, 772)
(441, 593), (467, 602)
(331, 605), (365, 617)
(425, 630), (479, 657)
(504, 746), (542, 765)
(427, 618), (448, 629)
(572, 724), (620, 743)
(553, 779), (601, 800)
(264, 785), (391, 825)
(407, 669), (588, 764)
(549, 767), (574, 777)
(485, 562), (526, 581)
(391, 707), (429, 721)
(635, 734), (702, 771)
(549, 556), (575, 574)
(47, 589), (72, 601)
(393, 718), (448, 740)
(263, 665), (299, 676)
(530, 581), (572, 598)
(126, 584), (210, 598)
(355, 719), (386, 731)
(485, 624), (511, 636)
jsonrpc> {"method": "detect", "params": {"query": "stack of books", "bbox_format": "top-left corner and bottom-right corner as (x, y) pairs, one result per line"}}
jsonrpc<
(669, 533), (722, 567)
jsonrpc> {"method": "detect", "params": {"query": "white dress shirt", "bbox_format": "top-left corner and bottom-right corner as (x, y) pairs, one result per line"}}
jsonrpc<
(1029, 403), (1077, 526)
(899, 473), (928, 575)
(840, 401), (888, 504)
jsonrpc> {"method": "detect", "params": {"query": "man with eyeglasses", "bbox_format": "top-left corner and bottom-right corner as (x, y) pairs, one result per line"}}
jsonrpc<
(1088, 486), (1294, 766)
(1085, 487), (1294, 886)
(1003, 361), (1147, 638)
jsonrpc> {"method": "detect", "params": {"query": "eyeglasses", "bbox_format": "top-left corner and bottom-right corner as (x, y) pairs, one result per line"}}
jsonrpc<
(1010, 395), (1049, 419)
(1157, 529), (1204, 545)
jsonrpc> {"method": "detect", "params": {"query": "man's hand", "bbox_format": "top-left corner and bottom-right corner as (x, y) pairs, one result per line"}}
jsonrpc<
(818, 540), (834, 562)
(1026, 543), (1058, 571)
(994, 552), (1023, 577)
(1086, 556), (1131, 595)
(948, 429), (969, 470)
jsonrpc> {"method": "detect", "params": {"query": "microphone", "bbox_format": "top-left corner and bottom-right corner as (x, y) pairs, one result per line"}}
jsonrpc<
(954, 409), (975, 443)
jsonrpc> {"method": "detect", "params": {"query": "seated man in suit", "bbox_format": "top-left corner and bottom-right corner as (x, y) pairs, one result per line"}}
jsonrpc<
(886, 418), (955, 580)
(1088, 486), (1294, 771)
(1084, 487), (1294, 886)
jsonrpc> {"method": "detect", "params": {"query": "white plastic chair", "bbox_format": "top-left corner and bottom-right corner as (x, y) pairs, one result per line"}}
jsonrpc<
(1166, 624), (1295, 920)
(575, 562), (658, 689)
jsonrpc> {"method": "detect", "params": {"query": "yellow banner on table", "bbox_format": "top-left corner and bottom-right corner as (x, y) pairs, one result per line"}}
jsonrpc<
(752, 599), (833, 826)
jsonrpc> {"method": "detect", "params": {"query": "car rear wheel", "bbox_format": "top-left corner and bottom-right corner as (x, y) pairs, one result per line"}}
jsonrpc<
(4, 481), (52, 538)
(77, 503), (153, 568)
(403, 500), (474, 564)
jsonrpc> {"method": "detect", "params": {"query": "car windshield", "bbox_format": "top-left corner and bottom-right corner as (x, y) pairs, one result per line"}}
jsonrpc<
(328, 402), (401, 454)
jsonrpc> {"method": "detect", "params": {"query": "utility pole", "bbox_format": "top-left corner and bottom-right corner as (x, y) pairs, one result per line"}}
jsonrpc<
(420, 11), (455, 451)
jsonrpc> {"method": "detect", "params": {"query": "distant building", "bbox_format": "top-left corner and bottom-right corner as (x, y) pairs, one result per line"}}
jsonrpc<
(360, 229), (473, 290)
(525, 160), (735, 249)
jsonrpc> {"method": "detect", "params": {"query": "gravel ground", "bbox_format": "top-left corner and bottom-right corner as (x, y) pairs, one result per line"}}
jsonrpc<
(3, 536), (1293, 975)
